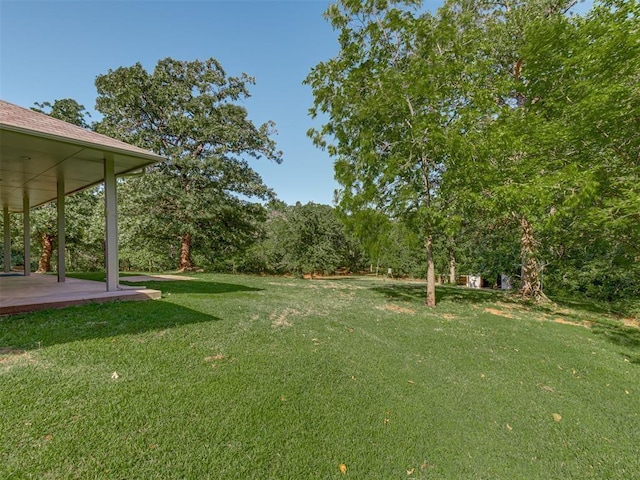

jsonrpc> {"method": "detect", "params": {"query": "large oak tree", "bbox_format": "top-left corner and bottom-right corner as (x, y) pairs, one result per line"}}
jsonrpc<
(95, 58), (282, 271)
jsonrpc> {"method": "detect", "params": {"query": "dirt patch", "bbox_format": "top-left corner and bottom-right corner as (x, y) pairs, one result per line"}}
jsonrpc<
(204, 354), (226, 362)
(442, 314), (456, 320)
(538, 384), (555, 393)
(377, 304), (415, 314)
(308, 280), (365, 291)
(0, 348), (34, 370)
(553, 317), (592, 329)
(267, 282), (298, 287)
(622, 317), (640, 329)
(495, 302), (530, 312)
(484, 308), (514, 318)
(270, 307), (311, 328)
(204, 354), (228, 368)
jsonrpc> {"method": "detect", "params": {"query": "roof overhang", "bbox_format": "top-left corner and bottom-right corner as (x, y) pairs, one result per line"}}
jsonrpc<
(0, 100), (165, 213)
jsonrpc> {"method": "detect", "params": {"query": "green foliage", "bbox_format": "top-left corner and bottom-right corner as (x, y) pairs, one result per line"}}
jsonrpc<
(32, 98), (91, 128)
(236, 202), (364, 276)
(8, 1), (634, 315)
(308, 0), (638, 306)
(306, 0), (494, 304)
(515, 0), (640, 301)
(94, 58), (282, 270)
(28, 99), (99, 272)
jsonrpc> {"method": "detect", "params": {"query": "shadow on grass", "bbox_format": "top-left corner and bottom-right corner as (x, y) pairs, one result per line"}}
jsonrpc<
(66, 273), (263, 295)
(591, 321), (640, 361)
(371, 282), (640, 361)
(120, 279), (263, 295)
(0, 297), (221, 351)
(370, 283), (510, 305)
(545, 296), (613, 316)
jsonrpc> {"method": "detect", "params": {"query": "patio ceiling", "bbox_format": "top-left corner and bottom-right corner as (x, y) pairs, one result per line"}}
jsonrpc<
(0, 99), (164, 213)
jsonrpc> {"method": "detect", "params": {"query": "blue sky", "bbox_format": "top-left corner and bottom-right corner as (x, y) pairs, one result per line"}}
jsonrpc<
(1, 0), (593, 206)
(1, 0), (343, 205)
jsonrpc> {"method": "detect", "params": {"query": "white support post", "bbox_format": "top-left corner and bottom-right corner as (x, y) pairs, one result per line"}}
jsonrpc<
(23, 194), (30, 276)
(57, 178), (66, 282)
(3, 205), (10, 273)
(104, 155), (119, 291)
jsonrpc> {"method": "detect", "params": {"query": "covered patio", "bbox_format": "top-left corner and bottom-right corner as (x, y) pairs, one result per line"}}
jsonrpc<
(0, 274), (161, 315)
(0, 99), (165, 314)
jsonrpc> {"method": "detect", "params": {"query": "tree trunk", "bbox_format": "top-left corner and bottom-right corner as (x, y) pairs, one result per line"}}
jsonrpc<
(425, 234), (436, 307)
(178, 233), (195, 271)
(448, 245), (456, 284)
(519, 217), (546, 301)
(36, 232), (55, 273)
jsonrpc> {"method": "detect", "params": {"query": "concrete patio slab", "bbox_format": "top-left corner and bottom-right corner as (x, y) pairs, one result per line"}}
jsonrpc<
(0, 274), (161, 315)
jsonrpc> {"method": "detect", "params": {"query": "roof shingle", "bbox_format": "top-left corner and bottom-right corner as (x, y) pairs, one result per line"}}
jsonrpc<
(0, 99), (162, 160)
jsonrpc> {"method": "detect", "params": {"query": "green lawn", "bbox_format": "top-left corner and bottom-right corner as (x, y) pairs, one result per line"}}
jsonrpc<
(1, 274), (638, 479)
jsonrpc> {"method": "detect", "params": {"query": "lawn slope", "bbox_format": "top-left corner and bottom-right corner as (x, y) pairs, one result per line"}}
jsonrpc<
(1, 274), (638, 479)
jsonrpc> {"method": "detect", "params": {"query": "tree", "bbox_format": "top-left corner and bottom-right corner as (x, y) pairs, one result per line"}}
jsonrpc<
(32, 99), (90, 128)
(306, 0), (493, 305)
(282, 203), (362, 277)
(341, 208), (394, 276)
(464, 0), (639, 303)
(94, 58), (282, 271)
(30, 99), (94, 272)
(518, 0), (640, 302)
(237, 202), (363, 276)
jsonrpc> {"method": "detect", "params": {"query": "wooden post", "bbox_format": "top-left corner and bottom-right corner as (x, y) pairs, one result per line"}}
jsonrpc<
(57, 178), (66, 282)
(3, 205), (10, 273)
(23, 194), (30, 276)
(104, 155), (119, 291)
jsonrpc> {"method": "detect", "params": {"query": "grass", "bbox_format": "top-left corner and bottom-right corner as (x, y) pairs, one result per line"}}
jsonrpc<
(1, 273), (638, 479)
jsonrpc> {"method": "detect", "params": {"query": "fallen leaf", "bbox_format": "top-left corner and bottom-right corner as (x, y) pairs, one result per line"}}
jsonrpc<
(44, 434), (53, 441)
(407, 468), (415, 475)
(506, 423), (513, 431)
(111, 371), (119, 380)
(553, 413), (562, 422)
(480, 373), (485, 379)
(339, 463), (347, 474)
(407, 380), (415, 385)
(625, 390), (630, 395)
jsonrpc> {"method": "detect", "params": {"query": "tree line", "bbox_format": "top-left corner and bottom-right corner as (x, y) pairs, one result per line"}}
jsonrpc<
(306, 0), (638, 307)
(2, 0), (637, 315)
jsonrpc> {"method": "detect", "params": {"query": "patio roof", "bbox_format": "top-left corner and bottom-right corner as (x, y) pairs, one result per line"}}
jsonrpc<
(0, 99), (164, 212)
(0, 98), (166, 297)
